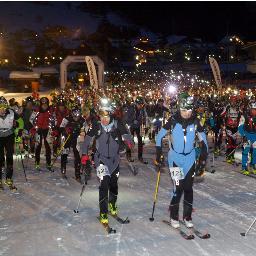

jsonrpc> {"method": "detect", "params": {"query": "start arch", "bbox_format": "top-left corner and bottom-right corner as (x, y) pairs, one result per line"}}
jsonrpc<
(60, 55), (104, 89)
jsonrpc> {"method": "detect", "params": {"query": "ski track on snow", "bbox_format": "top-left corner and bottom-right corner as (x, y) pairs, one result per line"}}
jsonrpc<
(1, 138), (256, 255)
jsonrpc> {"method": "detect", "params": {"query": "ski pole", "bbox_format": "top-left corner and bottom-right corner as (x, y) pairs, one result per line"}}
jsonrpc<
(241, 217), (256, 237)
(149, 157), (163, 222)
(74, 166), (88, 214)
(50, 134), (71, 168)
(226, 141), (243, 158)
(18, 144), (28, 182)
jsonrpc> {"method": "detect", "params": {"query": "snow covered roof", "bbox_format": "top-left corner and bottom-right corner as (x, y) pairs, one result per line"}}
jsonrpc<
(9, 71), (41, 79)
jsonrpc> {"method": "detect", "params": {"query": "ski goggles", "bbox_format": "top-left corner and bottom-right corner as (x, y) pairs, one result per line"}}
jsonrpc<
(99, 110), (110, 118)
(179, 96), (194, 111)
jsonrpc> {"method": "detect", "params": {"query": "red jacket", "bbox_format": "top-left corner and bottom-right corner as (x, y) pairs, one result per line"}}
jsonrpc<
(54, 108), (69, 127)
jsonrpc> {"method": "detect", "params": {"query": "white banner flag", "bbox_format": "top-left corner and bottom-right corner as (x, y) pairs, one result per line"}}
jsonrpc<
(209, 57), (222, 88)
(85, 56), (99, 89)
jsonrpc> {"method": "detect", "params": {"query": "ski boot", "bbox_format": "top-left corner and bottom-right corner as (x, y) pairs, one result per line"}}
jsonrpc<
(184, 217), (194, 228)
(47, 165), (54, 172)
(126, 151), (134, 162)
(226, 156), (233, 164)
(5, 178), (17, 191)
(241, 167), (250, 176)
(0, 180), (4, 191)
(252, 164), (256, 175)
(109, 202), (118, 216)
(35, 163), (41, 171)
(99, 213), (108, 224)
(170, 219), (180, 229)
(138, 156), (148, 164)
(61, 167), (67, 179)
(214, 148), (220, 156)
(75, 175), (82, 184)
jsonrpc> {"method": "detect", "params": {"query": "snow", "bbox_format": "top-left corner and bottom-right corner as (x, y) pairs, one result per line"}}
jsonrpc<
(0, 137), (256, 255)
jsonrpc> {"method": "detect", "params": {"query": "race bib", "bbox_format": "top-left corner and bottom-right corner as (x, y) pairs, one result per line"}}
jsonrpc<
(169, 167), (184, 181)
(96, 164), (110, 181)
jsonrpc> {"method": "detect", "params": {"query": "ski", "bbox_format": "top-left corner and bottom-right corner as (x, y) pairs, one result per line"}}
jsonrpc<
(222, 160), (241, 166)
(97, 217), (116, 234)
(109, 213), (130, 224)
(162, 220), (195, 240)
(180, 221), (211, 239)
(128, 162), (138, 176)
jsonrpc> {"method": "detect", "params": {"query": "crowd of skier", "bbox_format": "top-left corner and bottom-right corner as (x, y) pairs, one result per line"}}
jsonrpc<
(0, 78), (255, 229)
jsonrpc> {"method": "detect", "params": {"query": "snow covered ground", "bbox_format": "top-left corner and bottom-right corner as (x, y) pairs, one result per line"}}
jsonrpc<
(0, 138), (256, 256)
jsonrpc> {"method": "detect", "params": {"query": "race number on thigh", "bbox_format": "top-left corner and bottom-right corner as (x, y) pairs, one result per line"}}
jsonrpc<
(169, 167), (184, 185)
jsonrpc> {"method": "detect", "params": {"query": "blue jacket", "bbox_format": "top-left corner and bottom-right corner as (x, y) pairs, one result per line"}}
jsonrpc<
(156, 112), (208, 176)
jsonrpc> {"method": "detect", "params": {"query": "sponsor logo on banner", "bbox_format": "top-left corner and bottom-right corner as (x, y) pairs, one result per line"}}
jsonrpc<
(209, 57), (222, 88)
(85, 56), (99, 89)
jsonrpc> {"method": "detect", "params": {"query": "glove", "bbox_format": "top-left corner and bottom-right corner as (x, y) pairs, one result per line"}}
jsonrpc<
(15, 136), (22, 144)
(155, 146), (163, 165)
(30, 127), (37, 136)
(196, 160), (206, 176)
(124, 140), (134, 150)
(81, 154), (90, 165)
(51, 129), (59, 137)
(65, 127), (72, 135)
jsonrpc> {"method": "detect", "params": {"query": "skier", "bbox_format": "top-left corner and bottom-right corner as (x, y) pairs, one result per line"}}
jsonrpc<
(59, 105), (87, 181)
(0, 96), (18, 190)
(238, 99), (256, 175)
(209, 100), (224, 156)
(155, 92), (208, 228)
(221, 95), (241, 163)
(81, 98), (133, 224)
(22, 96), (35, 157)
(51, 95), (69, 157)
(30, 97), (54, 172)
(151, 98), (169, 141)
(124, 96), (148, 163)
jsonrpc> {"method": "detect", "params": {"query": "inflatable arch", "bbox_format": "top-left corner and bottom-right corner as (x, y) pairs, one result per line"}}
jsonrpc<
(60, 55), (104, 89)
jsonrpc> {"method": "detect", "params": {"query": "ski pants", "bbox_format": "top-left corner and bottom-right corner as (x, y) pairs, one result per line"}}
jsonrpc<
(23, 129), (35, 154)
(127, 127), (143, 158)
(0, 134), (15, 180)
(99, 167), (119, 214)
(35, 129), (51, 166)
(242, 140), (256, 168)
(225, 127), (238, 157)
(213, 127), (222, 150)
(169, 163), (195, 221)
(52, 128), (62, 156)
(61, 135), (81, 178)
(152, 119), (162, 139)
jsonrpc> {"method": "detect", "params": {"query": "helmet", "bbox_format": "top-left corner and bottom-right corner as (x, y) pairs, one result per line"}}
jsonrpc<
(249, 100), (256, 109)
(135, 96), (144, 105)
(178, 92), (194, 110)
(99, 98), (114, 115)
(71, 106), (82, 118)
(12, 105), (23, 115)
(25, 96), (34, 103)
(40, 97), (49, 105)
(0, 96), (8, 108)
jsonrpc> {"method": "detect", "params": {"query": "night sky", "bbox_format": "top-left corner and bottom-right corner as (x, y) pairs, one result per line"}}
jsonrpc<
(90, 1), (256, 42)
